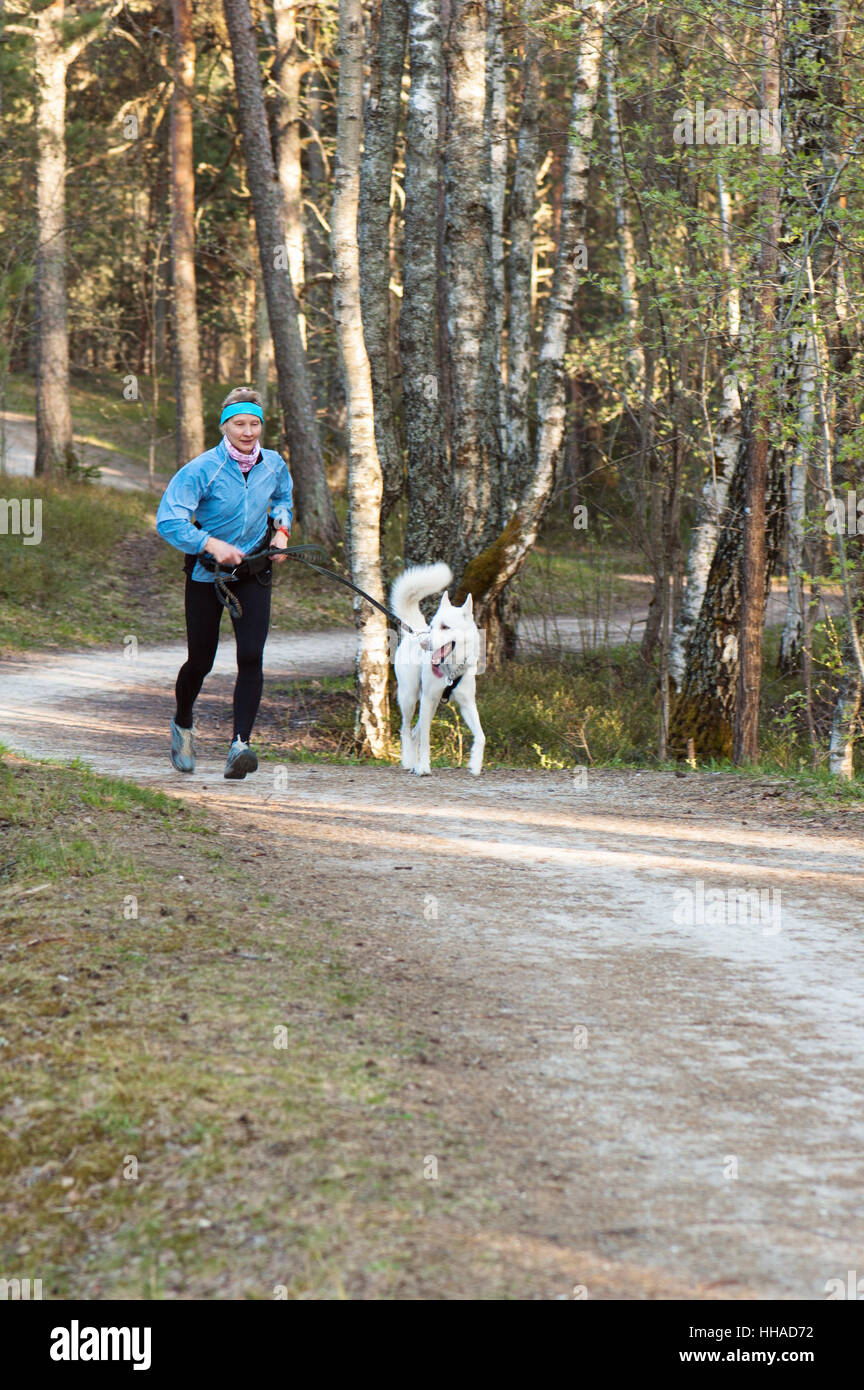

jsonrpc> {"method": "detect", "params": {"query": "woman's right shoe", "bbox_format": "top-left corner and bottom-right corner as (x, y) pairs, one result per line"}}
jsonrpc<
(224, 737), (258, 779)
(170, 719), (196, 773)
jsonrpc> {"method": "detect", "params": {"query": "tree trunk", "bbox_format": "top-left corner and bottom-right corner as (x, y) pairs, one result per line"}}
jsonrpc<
(485, 0), (507, 448)
(604, 43), (643, 387)
(669, 170), (743, 689)
(170, 0), (205, 465)
(733, 1), (782, 765)
(359, 0), (408, 526)
(829, 648), (862, 779)
(445, 0), (500, 578)
(779, 328), (816, 672)
(223, 0), (340, 549)
(778, 0), (834, 676)
(401, 0), (450, 566)
(253, 233), (272, 410)
(668, 423), (785, 761)
(303, 28), (334, 449)
(453, 2), (606, 622)
(332, 0), (390, 756)
(505, 26), (540, 502)
(34, 0), (74, 476)
(273, 0), (306, 346)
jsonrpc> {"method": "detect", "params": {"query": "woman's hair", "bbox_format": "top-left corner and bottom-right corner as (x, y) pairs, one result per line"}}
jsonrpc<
(220, 386), (263, 412)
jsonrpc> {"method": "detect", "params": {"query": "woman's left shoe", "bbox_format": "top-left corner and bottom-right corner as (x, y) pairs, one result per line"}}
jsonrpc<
(224, 737), (259, 780)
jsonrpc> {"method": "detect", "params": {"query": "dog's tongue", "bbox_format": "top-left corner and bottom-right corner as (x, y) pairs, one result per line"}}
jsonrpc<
(431, 641), (454, 680)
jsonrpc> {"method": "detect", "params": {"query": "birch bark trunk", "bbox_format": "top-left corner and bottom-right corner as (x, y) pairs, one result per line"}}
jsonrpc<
(505, 26), (540, 502)
(829, 649), (862, 778)
(445, 0), (500, 577)
(170, 0), (205, 465)
(401, 0), (450, 565)
(223, 0), (340, 548)
(778, 0), (834, 675)
(34, 0), (74, 476)
(779, 329), (817, 671)
(332, 0), (390, 756)
(734, 0), (783, 764)
(669, 172), (743, 689)
(604, 43), (643, 388)
(453, 2), (606, 617)
(359, 0), (408, 525)
(486, 0), (508, 448)
(668, 423), (785, 760)
(273, 0), (306, 346)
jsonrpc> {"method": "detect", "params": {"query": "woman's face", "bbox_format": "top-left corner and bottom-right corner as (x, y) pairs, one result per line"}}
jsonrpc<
(223, 413), (263, 452)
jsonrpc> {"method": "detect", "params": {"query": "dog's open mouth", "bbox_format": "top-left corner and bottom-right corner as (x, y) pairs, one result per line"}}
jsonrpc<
(431, 641), (455, 679)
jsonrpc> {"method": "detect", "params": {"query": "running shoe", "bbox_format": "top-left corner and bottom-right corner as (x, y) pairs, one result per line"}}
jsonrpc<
(224, 737), (258, 780)
(170, 719), (196, 773)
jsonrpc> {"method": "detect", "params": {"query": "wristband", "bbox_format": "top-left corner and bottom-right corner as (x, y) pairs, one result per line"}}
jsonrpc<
(274, 524), (290, 537)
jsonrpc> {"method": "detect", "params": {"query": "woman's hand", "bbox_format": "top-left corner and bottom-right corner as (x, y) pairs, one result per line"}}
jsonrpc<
(204, 536), (245, 566)
(271, 529), (289, 564)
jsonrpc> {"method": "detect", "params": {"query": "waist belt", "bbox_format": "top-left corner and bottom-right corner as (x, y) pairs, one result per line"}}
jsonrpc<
(198, 545), (273, 581)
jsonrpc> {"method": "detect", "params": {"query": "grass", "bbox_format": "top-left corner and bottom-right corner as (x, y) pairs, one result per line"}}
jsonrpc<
(0, 476), (355, 653)
(0, 750), (500, 1299)
(2, 368), (174, 474)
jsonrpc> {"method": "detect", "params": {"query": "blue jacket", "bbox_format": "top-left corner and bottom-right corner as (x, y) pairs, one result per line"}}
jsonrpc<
(156, 439), (294, 583)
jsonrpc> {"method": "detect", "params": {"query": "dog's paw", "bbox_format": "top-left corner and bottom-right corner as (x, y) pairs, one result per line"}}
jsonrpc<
(412, 764), (432, 777)
(468, 763), (483, 776)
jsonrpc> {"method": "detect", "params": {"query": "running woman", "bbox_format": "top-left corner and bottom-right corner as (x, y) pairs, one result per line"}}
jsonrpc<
(155, 387), (293, 779)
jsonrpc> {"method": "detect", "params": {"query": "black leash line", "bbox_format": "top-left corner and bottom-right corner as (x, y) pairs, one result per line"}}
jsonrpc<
(207, 541), (415, 632)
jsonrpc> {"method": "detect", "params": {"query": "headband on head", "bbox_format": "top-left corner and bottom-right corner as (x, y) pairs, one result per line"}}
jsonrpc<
(220, 402), (264, 426)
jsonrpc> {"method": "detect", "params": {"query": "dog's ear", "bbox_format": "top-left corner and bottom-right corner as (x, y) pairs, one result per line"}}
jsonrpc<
(461, 593), (473, 615)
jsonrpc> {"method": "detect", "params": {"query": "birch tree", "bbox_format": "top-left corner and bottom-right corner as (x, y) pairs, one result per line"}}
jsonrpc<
(505, 22), (541, 501)
(445, 0), (503, 580)
(401, 0), (450, 565)
(358, 0), (407, 524)
(222, 0), (340, 548)
(734, 0), (783, 763)
(454, 1), (607, 637)
(272, 0), (306, 345)
(332, 0), (390, 754)
(170, 0), (205, 464)
(34, 0), (74, 475)
(669, 171), (743, 689)
(486, 0), (507, 442)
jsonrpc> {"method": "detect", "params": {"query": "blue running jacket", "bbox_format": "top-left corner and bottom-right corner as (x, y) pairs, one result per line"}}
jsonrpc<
(156, 438), (294, 584)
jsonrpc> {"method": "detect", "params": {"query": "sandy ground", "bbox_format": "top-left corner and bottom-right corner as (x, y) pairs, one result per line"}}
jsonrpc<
(2, 626), (864, 1300)
(0, 410), (157, 492)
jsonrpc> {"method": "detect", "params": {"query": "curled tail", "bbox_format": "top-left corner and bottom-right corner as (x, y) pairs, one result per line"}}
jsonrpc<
(390, 563), (453, 630)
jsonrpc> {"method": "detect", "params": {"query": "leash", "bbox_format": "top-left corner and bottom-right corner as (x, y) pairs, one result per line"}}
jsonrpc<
(206, 541), (415, 632)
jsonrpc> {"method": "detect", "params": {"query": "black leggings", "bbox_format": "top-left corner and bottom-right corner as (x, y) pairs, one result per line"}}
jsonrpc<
(174, 574), (272, 742)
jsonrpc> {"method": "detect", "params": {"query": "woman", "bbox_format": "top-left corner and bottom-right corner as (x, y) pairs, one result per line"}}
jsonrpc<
(156, 387), (292, 779)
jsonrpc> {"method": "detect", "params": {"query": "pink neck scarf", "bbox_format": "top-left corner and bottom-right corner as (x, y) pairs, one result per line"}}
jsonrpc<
(225, 437), (261, 474)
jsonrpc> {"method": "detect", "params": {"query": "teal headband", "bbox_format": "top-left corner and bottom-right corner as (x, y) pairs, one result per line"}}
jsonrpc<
(220, 402), (264, 426)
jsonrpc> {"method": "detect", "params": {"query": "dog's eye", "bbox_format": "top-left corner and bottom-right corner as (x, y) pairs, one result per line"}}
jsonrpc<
(439, 624), (449, 630)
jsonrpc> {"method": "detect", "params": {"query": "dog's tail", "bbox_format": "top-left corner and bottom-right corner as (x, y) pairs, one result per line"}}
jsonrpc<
(390, 563), (453, 630)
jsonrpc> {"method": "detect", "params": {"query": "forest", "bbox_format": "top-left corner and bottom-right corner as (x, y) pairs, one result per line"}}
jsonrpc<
(4, 0), (864, 779)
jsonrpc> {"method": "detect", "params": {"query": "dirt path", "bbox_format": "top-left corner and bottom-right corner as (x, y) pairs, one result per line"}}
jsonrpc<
(3, 634), (864, 1299)
(1, 410), (158, 492)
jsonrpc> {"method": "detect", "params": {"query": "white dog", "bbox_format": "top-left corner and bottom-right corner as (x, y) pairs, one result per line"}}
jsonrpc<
(391, 563), (485, 776)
